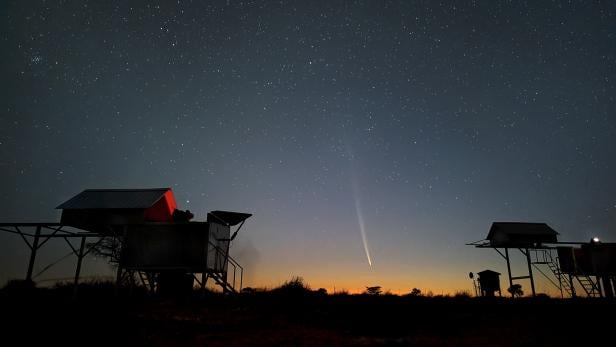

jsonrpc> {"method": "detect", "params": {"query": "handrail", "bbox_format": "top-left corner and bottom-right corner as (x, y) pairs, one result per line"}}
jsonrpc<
(527, 249), (568, 296)
(207, 240), (243, 292)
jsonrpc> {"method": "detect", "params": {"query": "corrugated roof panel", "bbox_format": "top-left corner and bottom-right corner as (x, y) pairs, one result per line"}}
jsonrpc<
(56, 188), (171, 209)
(207, 210), (252, 226)
(478, 269), (501, 275)
(486, 222), (559, 240)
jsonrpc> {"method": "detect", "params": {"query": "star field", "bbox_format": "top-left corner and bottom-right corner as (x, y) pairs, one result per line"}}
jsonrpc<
(1, 1), (615, 293)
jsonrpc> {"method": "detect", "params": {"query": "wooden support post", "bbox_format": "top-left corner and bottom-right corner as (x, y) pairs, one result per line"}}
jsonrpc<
(525, 248), (536, 297)
(602, 276), (613, 298)
(239, 268), (243, 292)
(115, 267), (123, 296)
(201, 273), (207, 291)
(114, 227), (128, 296)
(596, 276), (603, 298)
(26, 226), (41, 282)
(73, 236), (86, 297)
(569, 274), (576, 298)
(231, 264), (236, 291)
(128, 271), (135, 296)
(505, 248), (514, 298)
(221, 271), (228, 294)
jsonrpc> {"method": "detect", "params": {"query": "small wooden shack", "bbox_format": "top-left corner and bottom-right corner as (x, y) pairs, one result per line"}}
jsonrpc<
(477, 269), (501, 297)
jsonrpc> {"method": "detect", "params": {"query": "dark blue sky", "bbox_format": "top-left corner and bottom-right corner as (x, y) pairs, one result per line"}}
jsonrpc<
(1, 1), (615, 293)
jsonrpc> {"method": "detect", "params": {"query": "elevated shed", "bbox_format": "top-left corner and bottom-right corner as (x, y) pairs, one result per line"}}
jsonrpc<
(55, 188), (251, 293)
(57, 188), (177, 232)
(469, 222), (560, 298)
(487, 222), (559, 248)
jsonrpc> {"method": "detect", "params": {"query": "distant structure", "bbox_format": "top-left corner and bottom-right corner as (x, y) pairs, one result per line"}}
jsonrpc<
(477, 270), (501, 297)
(468, 222), (616, 298)
(0, 188), (251, 295)
(556, 240), (616, 298)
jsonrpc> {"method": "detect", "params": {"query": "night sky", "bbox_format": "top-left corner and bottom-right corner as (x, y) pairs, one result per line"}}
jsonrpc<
(1, 1), (615, 294)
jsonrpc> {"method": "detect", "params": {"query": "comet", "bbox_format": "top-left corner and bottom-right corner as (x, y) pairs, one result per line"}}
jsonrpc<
(345, 133), (373, 268)
(352, 180), (373, 267)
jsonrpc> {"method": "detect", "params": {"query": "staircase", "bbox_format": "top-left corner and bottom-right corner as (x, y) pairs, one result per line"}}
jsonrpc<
(207, 240), (244, 293)
(208, 271), (235, 293)
(530, 249), (571, 297)
(576, 275), (601, 297)
(531, 249), (601, 298)
(132, 245), (243, 294)
(137, 271), (157, 293)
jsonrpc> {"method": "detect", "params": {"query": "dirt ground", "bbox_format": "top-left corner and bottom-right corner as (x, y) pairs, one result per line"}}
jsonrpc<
(2, 285), (614, 346)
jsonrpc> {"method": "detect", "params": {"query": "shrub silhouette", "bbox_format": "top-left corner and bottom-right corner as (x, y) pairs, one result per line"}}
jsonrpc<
(273, 276), (311, 296)
(241, 287), (257, 294)
(281, 276), (309, 289)
(409, 288), (422, 297)
(454, 290), (471, 298)
(2, 279), (36, 292)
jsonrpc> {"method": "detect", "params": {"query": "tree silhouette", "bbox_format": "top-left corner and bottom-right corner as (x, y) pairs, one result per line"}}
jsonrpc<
(89, 236), (122, 264)
(409, 288), (422, 297)
(507, 284), (524, 298)
(365, 286), (382, 295)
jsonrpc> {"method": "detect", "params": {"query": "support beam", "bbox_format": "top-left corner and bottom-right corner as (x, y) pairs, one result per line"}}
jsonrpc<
(114, 227), (127, 296)
(602, 276), (614, 298)
(239, 267), (243, 292)
(525, 248), (536, 297)
(511, 276), (531, 280)
(26, 226), (41, 281)
(505, 248), (514, 298)
(73, 236), (86, 297)
(201, 273), (208, 292)
(596, 276), (603, 298)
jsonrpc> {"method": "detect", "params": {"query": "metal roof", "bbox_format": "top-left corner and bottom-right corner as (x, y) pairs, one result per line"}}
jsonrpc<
(478, 270), (501, 275)
(486, 222), (559, 240)
(56, 188), (171, 210)
(207, 210), (252, 226)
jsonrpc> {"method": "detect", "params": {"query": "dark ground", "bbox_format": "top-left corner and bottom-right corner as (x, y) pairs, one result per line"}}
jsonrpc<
(2, 283), (614, 347)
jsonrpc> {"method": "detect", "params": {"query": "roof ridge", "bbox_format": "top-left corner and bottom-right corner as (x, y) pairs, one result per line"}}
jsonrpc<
(82, 188), (170, 192)
(56, 188), (173, 210)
